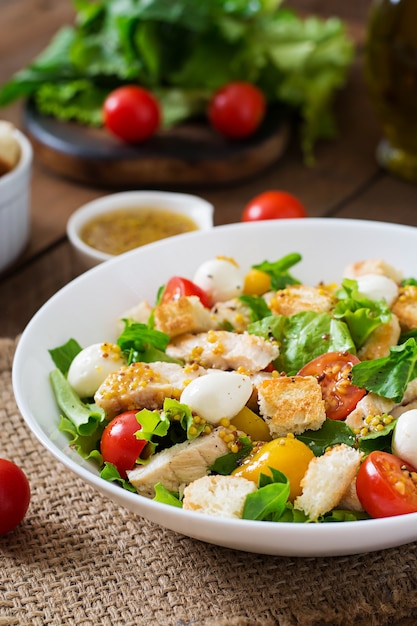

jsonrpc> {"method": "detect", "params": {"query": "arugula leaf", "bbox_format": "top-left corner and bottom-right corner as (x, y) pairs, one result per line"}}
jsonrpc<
(252, 253), (302, 290)
(50, 368), (106, 436)
(100, 462), (137, 492)
(153, 482), (183, 507)
(242, 468), (290, 521)
(333, 278), (391, 348)
(351, 338), (417, 403)
(296, 419), (356, 456)
(249, 311), (355, 374)
(209, 436), (254, 475)
(238, 294), (272, 323)
(117, 319), (182, 365)
(49, 338), (82, 375)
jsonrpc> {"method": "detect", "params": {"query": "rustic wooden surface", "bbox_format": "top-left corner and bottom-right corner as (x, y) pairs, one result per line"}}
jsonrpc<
(1, 0), (417, 338)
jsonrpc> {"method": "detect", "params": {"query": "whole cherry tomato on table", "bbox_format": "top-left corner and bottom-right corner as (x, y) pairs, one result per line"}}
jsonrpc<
(100, 411), (147, 478)
(0, 458), (31, 535)
(356, 451), (417, 518)
(297, 351), (366, 421)
(103, 85), (161, 143)
(208, 81), (266, 139)
(161, 276), (212, 308)
(242, 190), (307, 221)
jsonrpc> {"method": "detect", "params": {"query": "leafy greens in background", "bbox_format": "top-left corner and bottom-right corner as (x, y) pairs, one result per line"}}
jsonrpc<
(0, 0), (354, 161)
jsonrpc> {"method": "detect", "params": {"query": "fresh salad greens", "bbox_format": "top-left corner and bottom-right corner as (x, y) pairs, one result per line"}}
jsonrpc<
(0, 0), (354, 160)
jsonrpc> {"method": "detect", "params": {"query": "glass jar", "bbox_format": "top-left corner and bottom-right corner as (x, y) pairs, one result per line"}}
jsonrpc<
(365, 0), (417, 182)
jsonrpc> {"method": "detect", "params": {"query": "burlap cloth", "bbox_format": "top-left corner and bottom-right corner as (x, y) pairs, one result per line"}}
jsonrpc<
(2, 338), (417, 626)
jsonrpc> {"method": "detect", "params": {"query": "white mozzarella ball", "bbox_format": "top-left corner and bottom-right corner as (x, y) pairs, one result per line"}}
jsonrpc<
(193, 257), (243, 303)
(392, 409), (417, 469)
(355, 273), (399, 306)
(67, 343), (126, 398)
(180, 371), (253, 425)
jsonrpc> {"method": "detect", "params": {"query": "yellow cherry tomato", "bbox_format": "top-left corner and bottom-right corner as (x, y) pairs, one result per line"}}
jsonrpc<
(230, 406), (272, 442)
(243, 268), (271, 295)
(232, 435), (314, 501)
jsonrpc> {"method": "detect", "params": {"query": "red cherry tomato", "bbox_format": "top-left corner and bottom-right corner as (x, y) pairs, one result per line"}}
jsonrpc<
(242, 190), (307, 221)
(298, 351), (366, 421)
(103, 85), (160, 143)
(0, 459), (30, 535)
(208, 81), (266, 139)
(356, 451), (417, 518)
(100, 411), (147, 478)
(161, 276), (212, 308)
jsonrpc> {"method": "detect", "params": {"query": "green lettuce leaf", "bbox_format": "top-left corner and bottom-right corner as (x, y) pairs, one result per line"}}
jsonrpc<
(351, 338), (417, 403)
(117, 319), (182, 365)
(252, 253), (302, 290)
(49, 338), (82, 375)
(296, 419), (356, 456)
(242, 468), (290, 521)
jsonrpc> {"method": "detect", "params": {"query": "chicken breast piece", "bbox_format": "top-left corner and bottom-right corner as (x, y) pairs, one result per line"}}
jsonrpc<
(357, 314), (401, 361)
(343, 258), (403, 283)
(165, 330), (279, 373)
(94, 361), (208, 417)
(345, 392), (395, 430)
(127, 426), (232, 498)
(210, 298), (253, 332)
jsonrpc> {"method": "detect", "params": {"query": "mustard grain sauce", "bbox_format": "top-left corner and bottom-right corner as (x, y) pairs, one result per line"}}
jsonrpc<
(80, 208), (198, 255)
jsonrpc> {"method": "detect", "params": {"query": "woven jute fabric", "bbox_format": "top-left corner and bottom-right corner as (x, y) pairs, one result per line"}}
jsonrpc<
(2, 338), (417, 626)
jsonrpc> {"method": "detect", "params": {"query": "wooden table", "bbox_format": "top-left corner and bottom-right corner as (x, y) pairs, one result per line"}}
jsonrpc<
(1, 0), (417, 338)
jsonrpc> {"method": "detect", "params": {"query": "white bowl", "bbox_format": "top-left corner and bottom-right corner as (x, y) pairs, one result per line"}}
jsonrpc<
(12, 218), (417, 557)
(67, 190), (214, 269)
(0, 128), (32, 273)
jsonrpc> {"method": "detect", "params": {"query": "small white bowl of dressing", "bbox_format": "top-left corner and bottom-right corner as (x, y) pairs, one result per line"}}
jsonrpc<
(67, 190), (214, 269)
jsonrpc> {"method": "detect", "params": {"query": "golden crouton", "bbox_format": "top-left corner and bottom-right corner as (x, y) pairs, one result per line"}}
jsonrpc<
(392, 285), (417, 331)
(294, 444), (363, 520)
(257, 375), (326, 438)
(182, 474), (257, 519)
(343, 258), (403, 283)
(153, 295), (216, 338)
(266, 285), (335, 317)
(357, 314), (401, 361)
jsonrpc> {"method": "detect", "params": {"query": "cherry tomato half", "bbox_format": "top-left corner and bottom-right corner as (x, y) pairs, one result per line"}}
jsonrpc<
(208, 81), (266, 139)
(356, 451), (417, 518)
(242, 190), (307, 222)
(103, 85), (160, 143)
(298, 351), (366, 421)
(100, 411), (147, 478)
(161, 276), (212, 308)
(0, 459), (31, 535)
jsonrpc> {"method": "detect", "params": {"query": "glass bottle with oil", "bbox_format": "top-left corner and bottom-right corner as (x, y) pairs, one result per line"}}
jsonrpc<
(365, 0), (417, 182)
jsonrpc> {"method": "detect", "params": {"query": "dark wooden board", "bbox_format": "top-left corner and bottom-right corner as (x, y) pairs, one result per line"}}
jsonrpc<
(23, 101), (290, 188)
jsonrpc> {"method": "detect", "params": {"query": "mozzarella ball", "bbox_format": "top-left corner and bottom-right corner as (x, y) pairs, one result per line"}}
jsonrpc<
(392, 409), (417, 469)
(193, 257), (244, 303)
(180, 371), (253, 425)
(355, 273), (399, 306)
(67, 342), (126, 398)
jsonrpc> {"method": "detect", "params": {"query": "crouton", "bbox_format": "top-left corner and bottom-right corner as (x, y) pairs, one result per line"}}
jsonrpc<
(153, 295), (216, 338)
(345, 392), (395, 430)
(266, 285), (335, 317)
(357, 314), (401, 361)
(166, 330), (279, 373)
(294, 444), (363, 520)
(257, 375), (326, 438)
(392, 285), (417, 331)
(182, 474), (257, 519)
(343, 259), (403, 283)
(0, 120), (20, 176)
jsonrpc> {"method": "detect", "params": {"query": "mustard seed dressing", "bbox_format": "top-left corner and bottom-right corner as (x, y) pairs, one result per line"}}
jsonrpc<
(80, 208), (198, 255)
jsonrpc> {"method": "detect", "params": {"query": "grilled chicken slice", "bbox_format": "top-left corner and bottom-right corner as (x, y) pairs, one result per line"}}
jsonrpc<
(127, 426), (232, 498)
(165, 330), (279, 372)
(94, 361), (208, 418)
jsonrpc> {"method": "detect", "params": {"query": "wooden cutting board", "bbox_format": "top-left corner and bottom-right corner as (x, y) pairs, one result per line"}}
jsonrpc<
(23, 100), (290, 188)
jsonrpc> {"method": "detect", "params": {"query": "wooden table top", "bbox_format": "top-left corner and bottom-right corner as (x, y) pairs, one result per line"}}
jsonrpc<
(1, 0), (417, 338)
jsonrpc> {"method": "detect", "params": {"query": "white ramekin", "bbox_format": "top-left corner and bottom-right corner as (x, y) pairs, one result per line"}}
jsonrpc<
(0, 128), (33, 273)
